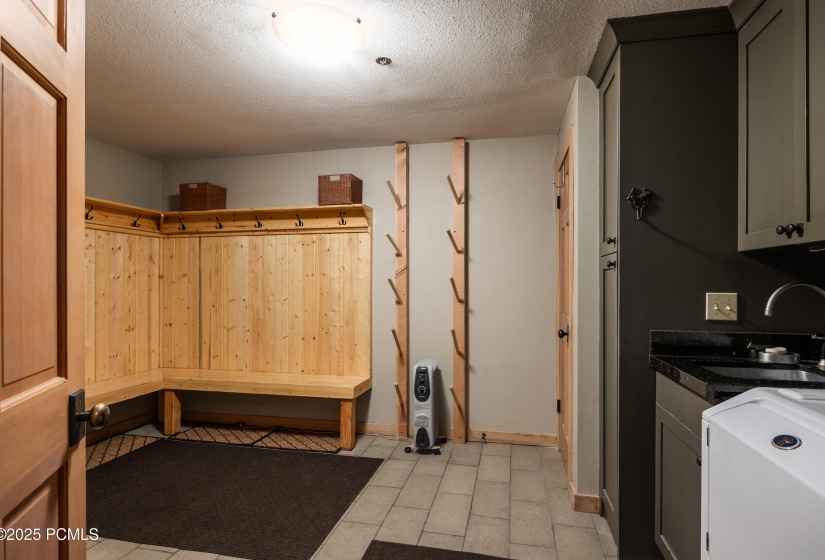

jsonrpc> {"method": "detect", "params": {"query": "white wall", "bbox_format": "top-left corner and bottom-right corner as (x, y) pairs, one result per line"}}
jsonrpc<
(160, 136), (558, 435)
(86, 137), (162, 209)
(557, 77), (600, 496)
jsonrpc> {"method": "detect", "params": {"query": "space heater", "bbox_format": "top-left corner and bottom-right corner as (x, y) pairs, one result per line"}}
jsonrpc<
(404, 359), (447, 455)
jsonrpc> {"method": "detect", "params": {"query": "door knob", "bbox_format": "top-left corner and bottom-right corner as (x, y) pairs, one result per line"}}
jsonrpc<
(68, 389), (110, 446)
(78, 403), (110, 430)
(558, 329), (568, 339)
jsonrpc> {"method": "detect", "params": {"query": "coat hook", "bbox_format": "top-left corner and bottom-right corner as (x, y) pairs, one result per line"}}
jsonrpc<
(446, 174), (463, 204)
(386, 233), (402, 256)
(295, 214), (303, 227)
(450, 277), (464, 303)
(386, 179), (403, 210)
(449, 385), (464, 416)
(254, 215), (263, 228)
(215, 216), (223, 229)
(446, 229), (464, 254)
(391, 328), (403, 355)
(339, 212), (346, 225)
(85, 206), (94, 220)
(451, 329), (464, 357)
(626, 188), (653, 221)
(394, 382), (405, 409)
(132, 214), (141, 228)
(178, 218), (186, 231)
(387, 277), (402, 304)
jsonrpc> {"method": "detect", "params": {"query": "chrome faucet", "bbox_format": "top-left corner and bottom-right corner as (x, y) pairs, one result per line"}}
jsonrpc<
(764, 282), (825, 316)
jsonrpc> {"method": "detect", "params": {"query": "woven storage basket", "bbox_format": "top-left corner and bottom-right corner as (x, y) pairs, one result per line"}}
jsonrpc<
(318, 174), (362, 205)
(179, 182), (227, 211)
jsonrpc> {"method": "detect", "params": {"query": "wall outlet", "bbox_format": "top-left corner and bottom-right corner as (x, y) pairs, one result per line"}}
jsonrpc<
(706, 293), (738, 321)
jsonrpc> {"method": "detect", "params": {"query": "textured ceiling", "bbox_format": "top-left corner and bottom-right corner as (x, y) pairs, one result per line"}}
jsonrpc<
(87, 0), (729, 161)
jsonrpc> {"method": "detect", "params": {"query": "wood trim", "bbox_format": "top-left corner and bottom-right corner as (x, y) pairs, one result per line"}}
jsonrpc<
(394, 142), (409, 438)
(86, 411), (156, 445)
(84, 221), (163, 238)
(451, 139), (467, 445)
(180, 410), (397, 437)
(568, 479), (601, 513)
(84, 197), (163, 233)
(433, 427), (557, 446)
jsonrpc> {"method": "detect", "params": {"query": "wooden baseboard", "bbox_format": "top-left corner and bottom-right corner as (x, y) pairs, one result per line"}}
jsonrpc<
(182, 410), (397, 437)
(411, 426), (557, 446)
(568, 479), (601, 513)
(86, 411), (156, 444)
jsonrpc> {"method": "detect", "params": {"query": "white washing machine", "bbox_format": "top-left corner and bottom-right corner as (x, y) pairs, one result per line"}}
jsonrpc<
(701, 387), (825, 560)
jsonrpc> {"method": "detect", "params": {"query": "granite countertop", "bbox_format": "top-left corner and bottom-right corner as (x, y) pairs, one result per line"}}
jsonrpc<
(650, 330), (825, 403)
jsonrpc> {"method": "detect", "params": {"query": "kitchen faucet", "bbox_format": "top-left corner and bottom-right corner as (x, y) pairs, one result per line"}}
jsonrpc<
(764, 282), (825, 368)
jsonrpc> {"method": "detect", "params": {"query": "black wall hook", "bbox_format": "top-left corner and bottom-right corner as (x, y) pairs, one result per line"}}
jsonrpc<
(132, 214), (141, 227)
(215, 216), (223, 229)
(295, 214), (303, 227)
(85, 206), (94, 220)
(626, 188), (653, 221)
(339, 212), (346, 225)
(254, 215), (263, 228)
(178, 218), (186, 231)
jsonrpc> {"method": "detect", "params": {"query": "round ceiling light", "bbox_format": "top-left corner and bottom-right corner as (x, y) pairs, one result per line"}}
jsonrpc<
(272, 3), (366, 64)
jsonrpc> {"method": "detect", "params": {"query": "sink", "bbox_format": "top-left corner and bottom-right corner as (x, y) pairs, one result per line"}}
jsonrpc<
(703, 365), (825, 383)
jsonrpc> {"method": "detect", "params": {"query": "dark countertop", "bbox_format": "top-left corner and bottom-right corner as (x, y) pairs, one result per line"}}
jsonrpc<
(650, 330), (825, 403)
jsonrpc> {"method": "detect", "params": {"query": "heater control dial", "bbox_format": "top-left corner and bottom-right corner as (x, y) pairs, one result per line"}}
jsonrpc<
(414, 367), (431, 402)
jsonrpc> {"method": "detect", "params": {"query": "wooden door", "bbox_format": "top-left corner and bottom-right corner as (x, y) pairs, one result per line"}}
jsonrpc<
(555, 128), (574, 481)
(0, 1), (86, 559)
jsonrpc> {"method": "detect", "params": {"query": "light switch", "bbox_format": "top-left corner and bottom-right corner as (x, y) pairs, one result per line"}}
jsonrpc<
(706, 293), (738, 321)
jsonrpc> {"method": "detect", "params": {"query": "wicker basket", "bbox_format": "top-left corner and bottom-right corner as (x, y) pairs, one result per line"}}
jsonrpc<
(179, 182), (227, 211)
(318, 174), (362, 205)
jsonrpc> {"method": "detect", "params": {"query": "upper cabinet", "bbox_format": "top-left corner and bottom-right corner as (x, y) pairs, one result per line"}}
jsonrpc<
(738, 0), (825, 249)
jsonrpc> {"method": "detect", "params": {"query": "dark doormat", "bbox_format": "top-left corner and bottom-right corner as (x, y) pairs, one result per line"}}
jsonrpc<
(87, 439), (382, 560)
(361, 540), (504, 560)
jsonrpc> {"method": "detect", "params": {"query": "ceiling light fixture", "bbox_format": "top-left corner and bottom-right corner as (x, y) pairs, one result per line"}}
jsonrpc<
(375, 57), (392, 66)
(271, 3), (366, 64)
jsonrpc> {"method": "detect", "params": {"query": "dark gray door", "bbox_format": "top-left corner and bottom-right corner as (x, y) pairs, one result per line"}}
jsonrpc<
(600, 53), (620, 257)
(600, 254), (619, 539)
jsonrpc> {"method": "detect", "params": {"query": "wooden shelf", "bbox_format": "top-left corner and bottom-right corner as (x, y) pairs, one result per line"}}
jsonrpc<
(84, 197), (163, 235)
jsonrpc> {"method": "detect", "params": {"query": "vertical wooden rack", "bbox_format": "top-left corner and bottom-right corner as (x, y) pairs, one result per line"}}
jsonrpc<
(390, 142), (410, 439)
(449, 138), (467, 444)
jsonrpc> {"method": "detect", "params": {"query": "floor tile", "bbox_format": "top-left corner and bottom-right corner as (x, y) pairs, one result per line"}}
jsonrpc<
(87, 539), (101, 551)
(482, 443), (511, 457)
(438, 440), (455, 453)
(88, 539), (140, 560)
(389, 443), (420, 461)
(541, 449), (565, 472)
(344, 486), (400, 525)
(216, 556), (250, 560)
(423, 493), (472, 536)
(471, 480), (511, 519)
(337, 434), (376, 457)
(511, 446), (542, 471)
(510, 544), (559, 560)
(593, 515), (617, 556)
(463, 515), (510, 558)
(511, 500), (554, 548)
(418, 532), (464, 551)
(370, 459), (415, 488)
(126, 423), (194, 438)
(438, 464), (478, 495)
(375, 506), (429, 545)
(413, 451), (452, 476)
(396, 474), (442, 510)
(168, 551), (218, 560)
(360, 442), (397, 459)
(370, 436), (402, 447)
(139, 545), (178, 553)
(543, 468), (569, 489)
(121, 549), (174, 560)
(512, 470), (548, 503)
(547, 488), (595, 529)
(553, 525), (604, 560)
(478, 455), (510, 483)
(449, 443), (483, 466)
(313, 521), (378, 560)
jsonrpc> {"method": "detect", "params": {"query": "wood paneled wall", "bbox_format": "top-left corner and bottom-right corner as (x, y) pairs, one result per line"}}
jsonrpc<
(84, 230), (161, 384)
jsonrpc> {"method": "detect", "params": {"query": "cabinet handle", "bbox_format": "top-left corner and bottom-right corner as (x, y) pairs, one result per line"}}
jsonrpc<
(558, 329), (568, 339)
(776, 223), (805, 237)
(607, 261), (616, 269)
(696, 455), (701, 467)
(776, 225), (786, 235)
(606, 237), (616, 245)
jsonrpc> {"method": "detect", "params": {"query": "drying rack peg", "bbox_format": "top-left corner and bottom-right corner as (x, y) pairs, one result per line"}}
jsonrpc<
(446, 229), (464, 254)
(450, 277), (464, 303)
(388, 277), (402, 304)
(391, 328), (403, 355)
(386, 179), (403, 210)
(451, 329), (464, 357)
(394, 382), (404, 402)
(386, 233), (402, 256)
(446, 174), (463, 204)
(449, 385), (464, 415)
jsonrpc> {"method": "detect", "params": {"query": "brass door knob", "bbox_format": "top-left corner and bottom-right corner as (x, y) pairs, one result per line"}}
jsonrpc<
(78, 403), (110, 430)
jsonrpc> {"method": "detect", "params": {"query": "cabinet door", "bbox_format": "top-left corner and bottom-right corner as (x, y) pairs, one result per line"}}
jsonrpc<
(600, 254), (619, 539)
(809, 0), (825, 241)
(738, 0), (807, 250)
(600, 52), (620, 257)
(655, 404), (702, 560)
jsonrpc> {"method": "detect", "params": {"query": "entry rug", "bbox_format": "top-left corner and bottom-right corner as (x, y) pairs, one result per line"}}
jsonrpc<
(87, 439), (382, 560)
(172, 423), (340, 453)
(361, 541), (503, 560)
(86, 434), (161, 470)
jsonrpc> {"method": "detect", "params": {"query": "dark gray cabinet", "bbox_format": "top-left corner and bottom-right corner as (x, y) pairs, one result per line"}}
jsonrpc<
(600, 254), (619, 539)
(738, 0), (825, 249)
(655, 375), (712, 560)
(600, 53), (620, 258)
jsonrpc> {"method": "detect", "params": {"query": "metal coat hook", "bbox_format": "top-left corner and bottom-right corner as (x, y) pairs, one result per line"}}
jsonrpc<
(626, 188), (653, 221)
(178, 218), (186, 231)
(339, 212), (346, 225)
(295, 214), (303, 227)
(215, 216), (223, 229)
(132, 214), (141, 228)
(254, 215), (263, 228)
(85, 206), (93, 220)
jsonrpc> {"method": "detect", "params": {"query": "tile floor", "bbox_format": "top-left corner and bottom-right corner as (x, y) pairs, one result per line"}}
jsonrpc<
(86, 433), (617, 560)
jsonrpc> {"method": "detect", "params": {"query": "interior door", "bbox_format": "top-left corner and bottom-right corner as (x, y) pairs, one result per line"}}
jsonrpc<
(0, 1), (86, 558)
(556, 128), (574, 481)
